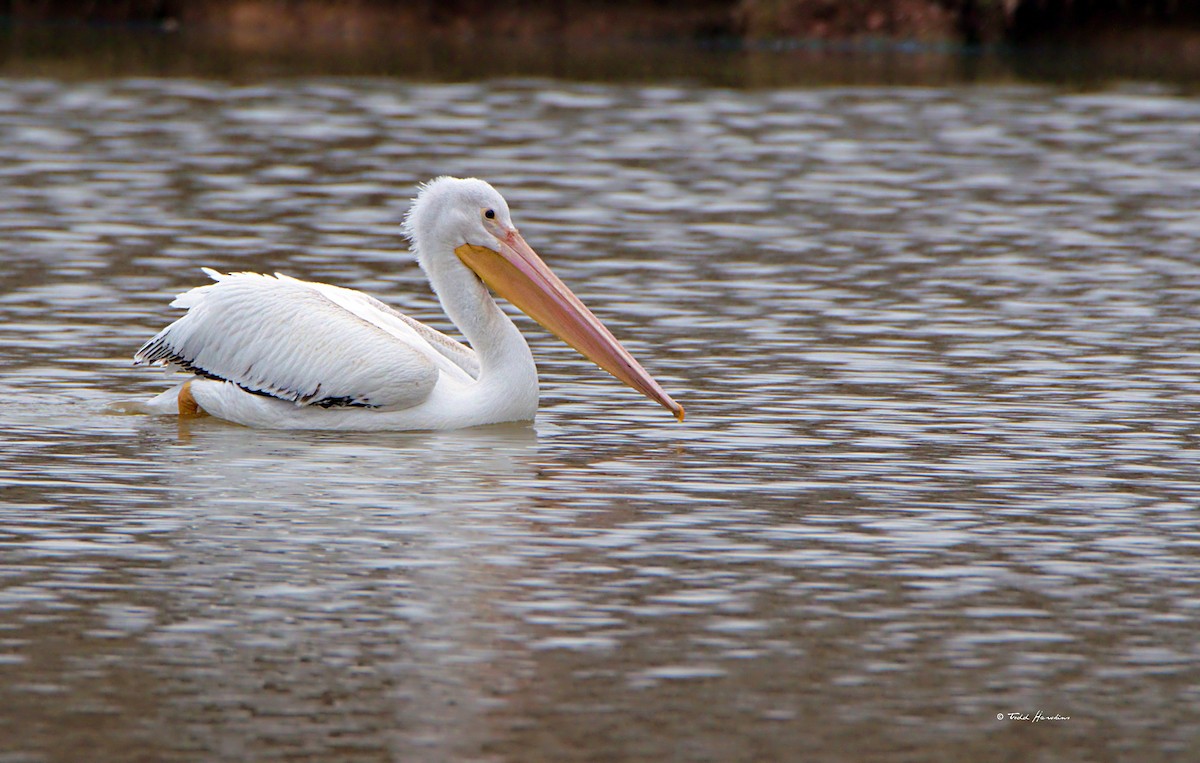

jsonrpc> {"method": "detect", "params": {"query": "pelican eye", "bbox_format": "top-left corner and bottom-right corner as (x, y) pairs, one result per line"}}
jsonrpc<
(484, 209), (496, 220)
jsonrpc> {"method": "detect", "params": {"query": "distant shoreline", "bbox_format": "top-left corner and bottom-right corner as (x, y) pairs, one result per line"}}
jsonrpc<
(4, 2), (1200, 87)
(5, 0), (1199, 46)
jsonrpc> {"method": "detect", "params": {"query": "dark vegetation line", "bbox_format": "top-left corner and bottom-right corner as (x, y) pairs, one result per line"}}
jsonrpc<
(2, 0), (1198, 44)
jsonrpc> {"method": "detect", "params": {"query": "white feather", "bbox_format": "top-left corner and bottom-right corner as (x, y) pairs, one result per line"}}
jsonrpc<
(272, 273), (478, 382)
(135, 270), (468, 410)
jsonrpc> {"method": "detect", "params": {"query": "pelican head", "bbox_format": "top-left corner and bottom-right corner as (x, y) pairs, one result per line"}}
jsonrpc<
(405, 176), (684, 421)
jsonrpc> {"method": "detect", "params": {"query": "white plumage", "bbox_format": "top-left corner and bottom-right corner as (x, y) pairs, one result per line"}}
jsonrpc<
(140, 269), (469, 406)
(135, 176), (682, 430)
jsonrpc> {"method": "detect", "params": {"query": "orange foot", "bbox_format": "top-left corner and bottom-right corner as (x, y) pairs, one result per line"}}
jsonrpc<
(178, 380), (208, 418)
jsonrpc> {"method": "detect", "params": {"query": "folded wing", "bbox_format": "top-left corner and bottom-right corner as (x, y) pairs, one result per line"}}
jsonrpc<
(135, 269), (474, 410)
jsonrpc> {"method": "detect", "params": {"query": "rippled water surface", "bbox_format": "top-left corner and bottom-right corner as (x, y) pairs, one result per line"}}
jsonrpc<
(2, 76), (1199, 761)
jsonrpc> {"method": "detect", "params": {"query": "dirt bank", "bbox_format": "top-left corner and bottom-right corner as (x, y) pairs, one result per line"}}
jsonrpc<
(5, 0), (1199, 44)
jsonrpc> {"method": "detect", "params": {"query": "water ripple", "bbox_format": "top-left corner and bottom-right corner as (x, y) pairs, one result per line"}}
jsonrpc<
(0, 78), (1197, 761)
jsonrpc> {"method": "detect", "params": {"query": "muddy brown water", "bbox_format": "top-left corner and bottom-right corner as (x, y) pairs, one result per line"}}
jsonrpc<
(1, 75), (1198, 760)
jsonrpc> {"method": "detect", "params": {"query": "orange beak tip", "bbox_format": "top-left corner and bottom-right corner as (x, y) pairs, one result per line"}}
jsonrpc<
(674, 405), (685, 422)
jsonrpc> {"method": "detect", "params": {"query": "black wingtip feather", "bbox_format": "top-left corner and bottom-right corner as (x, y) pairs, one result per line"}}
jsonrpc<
(135, 336), (377, 409)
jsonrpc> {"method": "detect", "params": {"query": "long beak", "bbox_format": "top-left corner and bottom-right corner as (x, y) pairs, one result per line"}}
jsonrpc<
(456, 230), (684, 421)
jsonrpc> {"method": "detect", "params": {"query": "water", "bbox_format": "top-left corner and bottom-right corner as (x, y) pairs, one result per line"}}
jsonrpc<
(1, 75), (1199, 761)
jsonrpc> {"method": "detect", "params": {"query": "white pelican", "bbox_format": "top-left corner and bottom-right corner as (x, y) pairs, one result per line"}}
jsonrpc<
(135, 176), (684, 430)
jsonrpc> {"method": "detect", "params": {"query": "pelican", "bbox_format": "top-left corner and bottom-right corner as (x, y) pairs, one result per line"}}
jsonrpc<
(134, 176), (684, 430)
